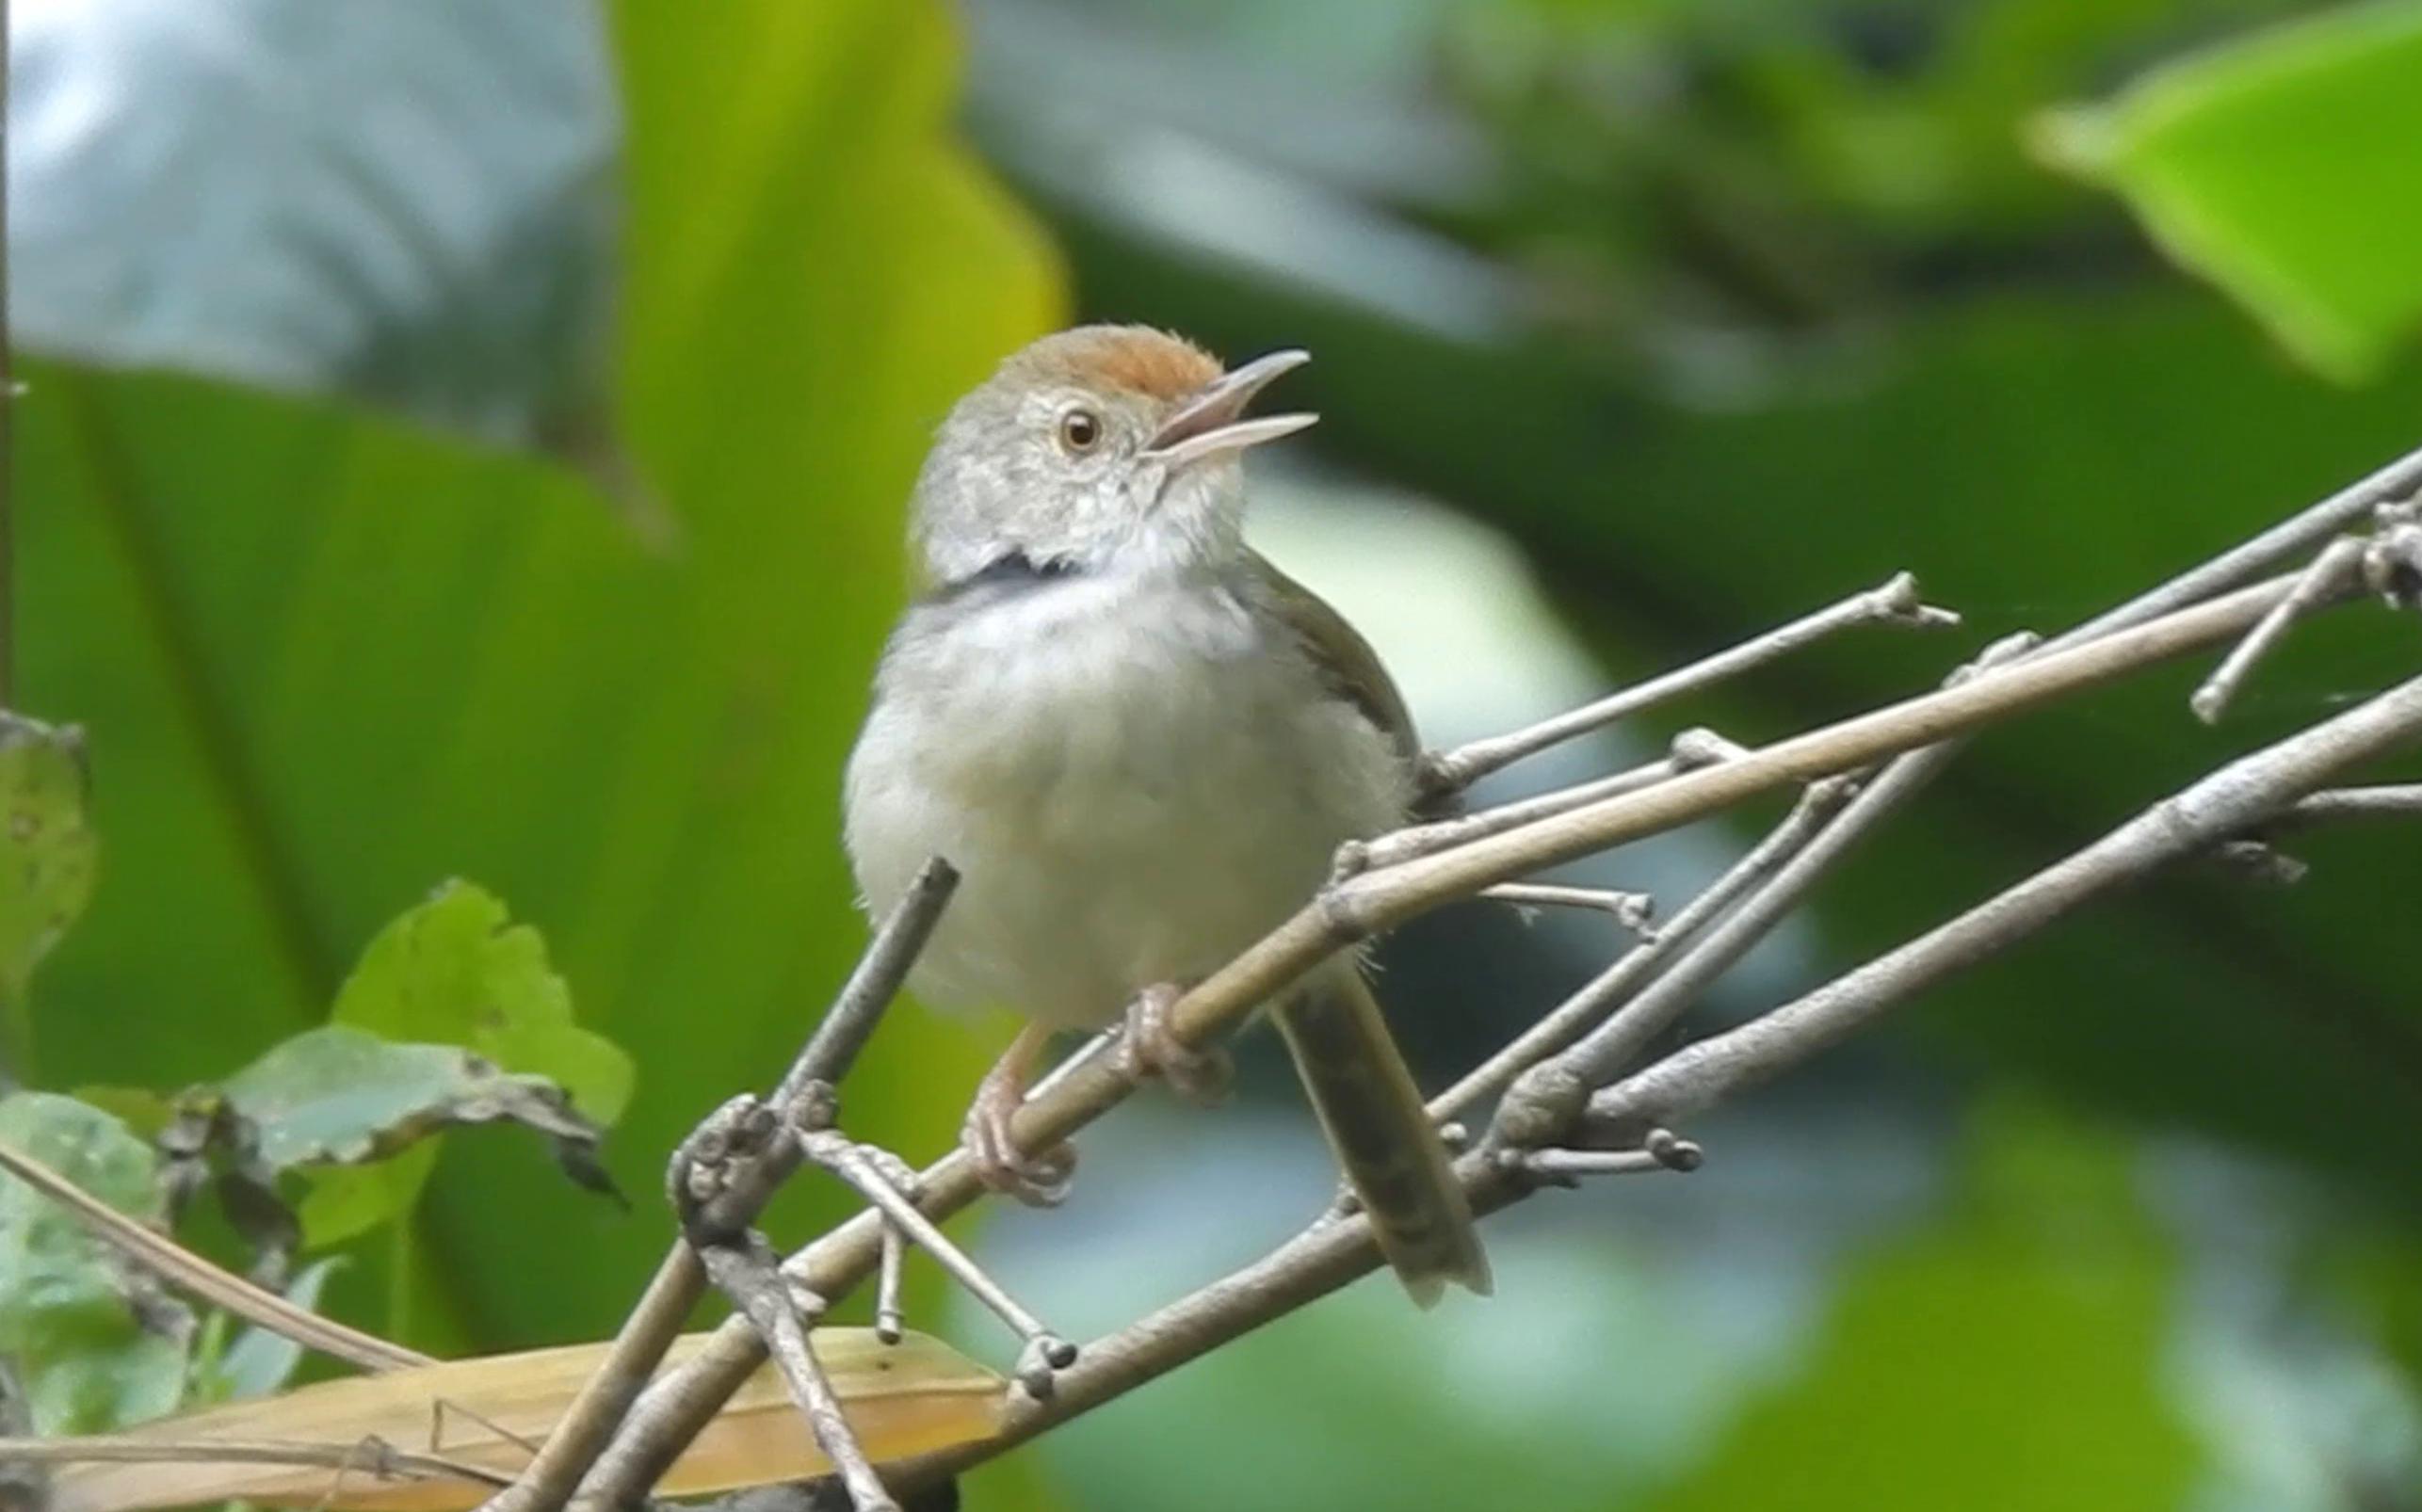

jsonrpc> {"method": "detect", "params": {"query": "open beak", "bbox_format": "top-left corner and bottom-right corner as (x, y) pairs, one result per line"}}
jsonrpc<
(1143, 348), (1316, 467)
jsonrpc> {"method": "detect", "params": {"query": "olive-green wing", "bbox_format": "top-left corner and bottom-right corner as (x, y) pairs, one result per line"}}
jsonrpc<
(1246, 550), (1422, 769)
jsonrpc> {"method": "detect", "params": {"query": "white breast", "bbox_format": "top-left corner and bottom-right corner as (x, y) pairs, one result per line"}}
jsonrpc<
(843, 570), (1409, 1029)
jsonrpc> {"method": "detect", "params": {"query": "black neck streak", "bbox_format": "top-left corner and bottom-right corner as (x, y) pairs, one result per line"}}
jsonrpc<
(928, 550), (1086, 605)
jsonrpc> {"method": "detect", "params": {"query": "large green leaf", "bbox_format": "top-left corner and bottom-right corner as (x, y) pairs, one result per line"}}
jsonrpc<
(2036, 2), (2422, 380)
(18, 0), (1059, 1350)
(0, 715), (98, 1072)
(0, 1092), (189, 1435)
(9, 0), (620, 450)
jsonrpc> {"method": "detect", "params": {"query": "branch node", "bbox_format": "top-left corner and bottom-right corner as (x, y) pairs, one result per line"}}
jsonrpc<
(2207, 838), (2310, 887)
(1014, 1337), (1076, 1400)
(1869, 571), (1962, 630)
(1328, 838), (1372, 883)
(1492, 1062), (1589, 1150)
(1669, 727), (1750, 769)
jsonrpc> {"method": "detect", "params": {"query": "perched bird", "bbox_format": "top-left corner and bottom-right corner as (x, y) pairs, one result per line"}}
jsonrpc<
(843, 325), (1489, 1305)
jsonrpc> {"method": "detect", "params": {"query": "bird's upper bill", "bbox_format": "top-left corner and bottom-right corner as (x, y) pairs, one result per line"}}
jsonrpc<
(1142, 347), (1317, 466)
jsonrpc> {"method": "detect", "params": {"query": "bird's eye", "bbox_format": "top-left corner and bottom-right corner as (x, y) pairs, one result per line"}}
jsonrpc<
(1058, 408), (1103, 454)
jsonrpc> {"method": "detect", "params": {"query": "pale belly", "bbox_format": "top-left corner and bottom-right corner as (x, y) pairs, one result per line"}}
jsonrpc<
(843, 574), (1409, 1029)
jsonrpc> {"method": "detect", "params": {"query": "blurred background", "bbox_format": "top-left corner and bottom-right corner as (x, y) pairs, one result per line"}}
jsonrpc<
(7, 1), (2422, 1508)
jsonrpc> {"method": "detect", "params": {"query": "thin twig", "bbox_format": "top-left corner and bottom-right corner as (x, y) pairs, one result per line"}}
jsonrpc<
(476, 861), (956, 1512)
(1591, 671), (2422, 1132)
(0, 1138), (427, 1373)
(573, 567), (2319, 1506)
(1500, 634), (2042, 1141)
(874, 1225), (906, 1347)
(1433, 777), (1855, 1129)
(798, 1131), (1075, 1392)
(1478, 884), (1655, 934)
(1346, 742), (1710, 875)
(1508, 1133), (1703, 1182)
(2191, 536), (2368, 723)
(2060, 438), (2422, 646)
(1420, 572), (1956, 793)
(695, 1237), (897, 1512)
(2275, 781), (2422, 826)
(0, 1433), (509, 1487)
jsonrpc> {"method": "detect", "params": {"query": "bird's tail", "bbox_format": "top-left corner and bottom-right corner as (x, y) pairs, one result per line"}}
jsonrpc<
(1274, 973), (1492, 1306)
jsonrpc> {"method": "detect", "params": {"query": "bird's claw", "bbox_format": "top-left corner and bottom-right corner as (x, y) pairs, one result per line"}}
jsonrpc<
(961, 1070), (1074, 1208)
(1114, 983), (1233, 1106)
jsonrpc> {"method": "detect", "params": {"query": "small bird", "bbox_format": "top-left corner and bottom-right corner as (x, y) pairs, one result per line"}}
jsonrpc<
(843, 325), (1490, 1305)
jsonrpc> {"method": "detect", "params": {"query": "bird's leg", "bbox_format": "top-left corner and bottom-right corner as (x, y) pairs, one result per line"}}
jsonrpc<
(1113, 982), (1233, 1106)
(961, 1023), (1074, 1208)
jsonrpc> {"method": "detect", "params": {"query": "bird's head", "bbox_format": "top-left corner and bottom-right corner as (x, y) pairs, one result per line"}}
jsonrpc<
(908, 325), (1315, 587)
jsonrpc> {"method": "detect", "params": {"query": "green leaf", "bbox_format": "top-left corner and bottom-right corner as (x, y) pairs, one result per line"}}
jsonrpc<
(0, 1092), (191, 1434)
(331, 880), (632, 1126)
(0, 714), (99, 1072)
(2036, 2), (2422, 380)
(10, 0), (620, 451)
(218, 1025), (611, 1247)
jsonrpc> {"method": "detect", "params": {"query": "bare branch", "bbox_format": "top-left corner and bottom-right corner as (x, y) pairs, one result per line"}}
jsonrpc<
(1590, 671), (2422, 1134)
(1434, 776), (1854, 1129)
(573, 568), (2326, 1506)
(1345, 739), (1717, 876)
(0, 1434), (508, 1488)
(2276, 781), (2422, 826)
(695, 1237), (897, 1512)
(797, 1130), (1075, 1393)
(476, 861), (956, 1512)
(0, 1138), (426, 1374)
(1479, 883), (1656, 934)
(2191, 536), (2367, 723)
(1499, 634), (2042, 1139)
(2060, 438), (2422, 645)
(1420, 572), (1956, 793)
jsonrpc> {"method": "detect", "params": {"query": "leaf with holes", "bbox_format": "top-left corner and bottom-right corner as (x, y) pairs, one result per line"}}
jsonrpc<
(218, 1025), (615, 1248)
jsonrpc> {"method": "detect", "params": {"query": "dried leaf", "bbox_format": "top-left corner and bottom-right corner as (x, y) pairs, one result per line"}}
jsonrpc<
(41, 1328), (1005, 1512)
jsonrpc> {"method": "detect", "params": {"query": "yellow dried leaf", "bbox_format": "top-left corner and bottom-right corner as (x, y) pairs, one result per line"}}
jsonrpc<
(40, 1329), (1002, 1512)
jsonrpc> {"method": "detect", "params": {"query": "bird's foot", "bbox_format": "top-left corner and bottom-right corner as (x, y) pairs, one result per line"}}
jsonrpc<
(961, 1044), (1074, 1209)
(1113, 982), (1233, 1106)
